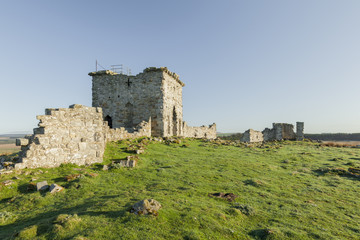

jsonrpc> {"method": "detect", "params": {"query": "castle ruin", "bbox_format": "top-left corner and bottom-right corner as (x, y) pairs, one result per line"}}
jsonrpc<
(241, 122), (304, 143)
(15, 67), (216, 169)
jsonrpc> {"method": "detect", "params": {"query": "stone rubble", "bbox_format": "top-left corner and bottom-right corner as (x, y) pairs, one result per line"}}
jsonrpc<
(130, 199), (162, 216)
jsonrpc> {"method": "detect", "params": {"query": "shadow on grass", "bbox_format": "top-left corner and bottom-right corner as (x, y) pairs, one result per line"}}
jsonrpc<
(0, 195), (131, 239)
(313, 167), (360, 181)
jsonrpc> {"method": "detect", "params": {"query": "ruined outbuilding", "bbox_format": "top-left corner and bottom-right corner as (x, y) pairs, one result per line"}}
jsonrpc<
(240, 122), (304, 143)
(240, 129), (263, 143)
(15, 67), (216, 169)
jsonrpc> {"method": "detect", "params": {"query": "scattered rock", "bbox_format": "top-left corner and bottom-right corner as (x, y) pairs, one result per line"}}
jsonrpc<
(2, 180), (15, 186)
(112, 156), (138, 168)
(130, 199), (162, 216)
(65, 174), (82, 181)
(0, 170), (14, 176)
(49, 184), (64, 194)
(136, 149), (144, 154)
(36, 181), (49, 191)
(12, 176), (20, 180)
(208, 192), (238, 202)
(102, 165), (109, 171)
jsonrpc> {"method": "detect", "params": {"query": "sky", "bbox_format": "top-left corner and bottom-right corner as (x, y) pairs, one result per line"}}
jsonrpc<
(1, 0), (360, 134)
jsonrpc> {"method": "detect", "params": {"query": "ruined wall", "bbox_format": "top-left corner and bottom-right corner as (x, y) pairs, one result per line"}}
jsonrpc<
(262, 123), (297, 141)
(161, 68), (184, 137)
(15, 105), (151, 169)
(262, 128), (275, 141)
(90, 67), (185, 137)
(183, 122), (216, 139)
(275, 123), (296, 140)
(241, 129), (263, 143)
(90, 69), (164, 136)
(296, 122), (304, 141)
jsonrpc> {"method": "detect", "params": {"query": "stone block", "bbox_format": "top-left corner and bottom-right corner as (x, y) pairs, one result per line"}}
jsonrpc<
(49, 183), (64, 194)
(16, 138), (29, 146)
(36, 181), (49, 191)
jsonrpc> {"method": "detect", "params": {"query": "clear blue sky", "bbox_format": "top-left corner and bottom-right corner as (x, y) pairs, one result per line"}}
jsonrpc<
(1, 0), (360, 134)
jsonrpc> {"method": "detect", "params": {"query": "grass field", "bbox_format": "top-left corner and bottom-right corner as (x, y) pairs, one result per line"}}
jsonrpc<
(0, 144), (20, 154)
(0, 139), (360, 239)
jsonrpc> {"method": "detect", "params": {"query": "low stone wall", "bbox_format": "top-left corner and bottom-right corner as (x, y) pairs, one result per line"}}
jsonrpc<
(182, 122), (216, 139)
(15, 104), (151, 169)
(241, 129), (263, 143)
(105, 119), (151, 142)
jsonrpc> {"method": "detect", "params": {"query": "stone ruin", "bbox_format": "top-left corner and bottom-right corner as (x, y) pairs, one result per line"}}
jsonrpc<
(240, 122), (304, 143)
(240, 129), (263, 143)
(14, 67), (216, 169)
(90, 67), (216, 138)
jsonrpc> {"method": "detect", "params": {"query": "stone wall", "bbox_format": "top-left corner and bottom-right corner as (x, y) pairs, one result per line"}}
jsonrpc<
(161, 69), (184, 137)
(15, 104), (151, 169)
(240, 129), (263, 143)
(90, 67), (185, 137)
(296, 122), (304, 141)
(183, 122), (217, 139)
(262, 123), (299, 141)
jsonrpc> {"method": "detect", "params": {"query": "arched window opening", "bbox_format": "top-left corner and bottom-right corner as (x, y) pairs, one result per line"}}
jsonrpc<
(105, 115), (113, 128)
(172, 107), (177, 136)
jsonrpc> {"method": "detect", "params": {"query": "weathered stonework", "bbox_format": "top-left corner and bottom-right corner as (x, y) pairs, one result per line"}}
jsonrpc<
(14, 66), (215, 169)
(262, 123), (304, 141)
(89, 67), (215, 138)
(15, 104), (151, 169)
(240, 129), (263, 143)
(296, 122), (304, 141)
(182, 122), (217, 139)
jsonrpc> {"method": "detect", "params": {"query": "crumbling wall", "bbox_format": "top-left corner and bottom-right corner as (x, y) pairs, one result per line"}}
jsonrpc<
(241, 129), (263, 143)
(262, 123), (297, 141)
(296, 122), (304, 141)
(105, 118), (151, 142)
(182, 122), (216, 139)
(275, 123), (296, 140)
(262, 128), (275, 141)
(15, 104), (151, 169)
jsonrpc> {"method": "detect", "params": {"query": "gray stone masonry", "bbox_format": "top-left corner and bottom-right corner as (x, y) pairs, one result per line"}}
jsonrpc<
(262, 123), (301, 141)
(89, 67), (216, 139)
(15, 104), (151, 169)
(14, 66), (216, 169)
(296, 122), (304, 141)
(240, 129), (264, 143)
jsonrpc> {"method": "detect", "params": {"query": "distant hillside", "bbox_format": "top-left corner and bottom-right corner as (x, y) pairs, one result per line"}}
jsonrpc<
(0, 133), (28, 139)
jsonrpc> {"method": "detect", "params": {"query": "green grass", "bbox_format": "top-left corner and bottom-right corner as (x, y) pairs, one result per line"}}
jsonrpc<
(1, 138), (360, 239)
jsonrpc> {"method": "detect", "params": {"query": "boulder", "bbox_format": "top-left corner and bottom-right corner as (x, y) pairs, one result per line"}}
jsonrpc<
(130, 199), (162, 216)
(49, 184), (64, 194)
(36, 181), (49, 191)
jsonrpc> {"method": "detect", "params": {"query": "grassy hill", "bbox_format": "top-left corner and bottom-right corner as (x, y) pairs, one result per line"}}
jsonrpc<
(0, 138), (360, 239)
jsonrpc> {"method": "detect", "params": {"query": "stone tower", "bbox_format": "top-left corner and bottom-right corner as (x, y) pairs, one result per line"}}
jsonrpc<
(89, 67), (185, 137)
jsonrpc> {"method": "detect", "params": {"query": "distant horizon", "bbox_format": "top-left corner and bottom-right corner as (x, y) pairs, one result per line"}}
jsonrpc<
(3, 130), (360, 136)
